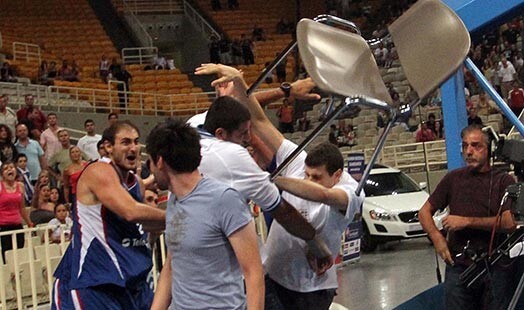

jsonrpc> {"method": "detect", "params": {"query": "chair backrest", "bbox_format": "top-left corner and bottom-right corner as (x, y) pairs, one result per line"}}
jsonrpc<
(296, 19), (392, 105)
(388, 0), (470, 99)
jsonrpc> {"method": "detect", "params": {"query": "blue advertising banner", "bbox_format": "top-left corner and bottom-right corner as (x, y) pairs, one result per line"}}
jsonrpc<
(339, 152), (365, 264)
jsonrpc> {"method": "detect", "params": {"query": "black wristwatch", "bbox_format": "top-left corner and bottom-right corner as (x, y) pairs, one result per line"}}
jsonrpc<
(280, 82), (292, 98)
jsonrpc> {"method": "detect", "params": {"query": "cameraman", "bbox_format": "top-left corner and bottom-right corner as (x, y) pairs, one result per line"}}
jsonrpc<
(419, 124), (517, 309)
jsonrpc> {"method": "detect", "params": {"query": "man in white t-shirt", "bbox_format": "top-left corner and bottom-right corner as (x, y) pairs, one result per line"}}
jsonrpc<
(195, 63), (365, 309)
(77, 119), (102, 160)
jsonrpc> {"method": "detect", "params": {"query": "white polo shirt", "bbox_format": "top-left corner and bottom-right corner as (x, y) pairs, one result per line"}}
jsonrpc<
(197, 129), (281, 212)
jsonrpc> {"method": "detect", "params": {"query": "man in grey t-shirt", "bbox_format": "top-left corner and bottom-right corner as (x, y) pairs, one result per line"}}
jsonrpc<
(147, 118), (264, 310)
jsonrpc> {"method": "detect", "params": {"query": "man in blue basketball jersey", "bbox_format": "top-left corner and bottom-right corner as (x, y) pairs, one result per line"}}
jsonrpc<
(52, 121), (165, 309)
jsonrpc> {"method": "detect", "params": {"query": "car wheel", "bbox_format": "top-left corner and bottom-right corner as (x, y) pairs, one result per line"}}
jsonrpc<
(361, 221), (378, 252)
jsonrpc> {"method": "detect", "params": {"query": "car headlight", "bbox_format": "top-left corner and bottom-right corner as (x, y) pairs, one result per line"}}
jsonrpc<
(369, 208), (396, 221)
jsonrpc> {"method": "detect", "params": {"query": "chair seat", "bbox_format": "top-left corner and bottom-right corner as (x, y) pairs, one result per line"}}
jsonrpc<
(296, 19), (392, 105)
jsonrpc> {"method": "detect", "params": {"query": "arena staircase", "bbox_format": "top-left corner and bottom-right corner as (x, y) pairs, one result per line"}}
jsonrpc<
(88, 0), (138, 51)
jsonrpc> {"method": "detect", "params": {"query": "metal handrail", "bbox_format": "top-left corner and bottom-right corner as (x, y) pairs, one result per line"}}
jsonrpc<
(122, 46), (158, 65)
(183, 0), (221, 40)
(121, 0), (154, 47)
(12, 42), (41, 64)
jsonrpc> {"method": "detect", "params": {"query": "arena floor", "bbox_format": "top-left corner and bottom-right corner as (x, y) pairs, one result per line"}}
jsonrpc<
(334, 237), (444, 309)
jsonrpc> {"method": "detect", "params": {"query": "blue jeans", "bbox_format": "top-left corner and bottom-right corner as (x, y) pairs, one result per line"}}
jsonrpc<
(444, 262), (515, 310)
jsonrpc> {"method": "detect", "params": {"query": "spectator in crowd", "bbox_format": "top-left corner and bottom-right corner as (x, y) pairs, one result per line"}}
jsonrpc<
(297, 111), (310, 132)
(467, 106), (483, 125)
(148, 118), (264, 310)
(58, 60), (78, 82)
(112, 64), (132, 110)
(252, 24), (266, 41)
(416, 122), (435, 142)
(231, 38), (243, 65)
(477, 91), (493, 116)
(99, 54), (110, 82)
(0, 161), (32, 262)
(15, 153), (33, 206)
(17, 95), (47, 137)
(153, 54), (168, 70)
(108, 57), (119, 77)
(14, 123), (46, 184)
(209, 35), (221, 64)
(71, 60), (81, 81)
(30, 183), (55, 225)
(0, 125), (17, 163)
(62, 146), (88, 204)
(47, 203), (72, 244)
(277, 99), (294, 133)
(276, 54), (287, 83)
(328, 124), (338, 146)
(241, 34), (255, 65)
(0, 95), (17, 140)
(47, 61), (58, 81)
(97, 139), (108, 159)
(498, 57), (517, 99)
(276, 17), (294, 34)
(434, 120), (445, 140)
(39, 61), (50, 83)
(40, 112), (62, 161)
(219, 37), (232, 65)
(49, 186), (64, 206)
(376, 111), (387, 128)
(107, 112), (119, 128)
(77, 119), (102, 160)
(508, 80), (524, 117)
(48, 129), (88, 182)
(426, 113), (436, 133)
(0, 62), (17, 82)
(52, 121), (165, 309)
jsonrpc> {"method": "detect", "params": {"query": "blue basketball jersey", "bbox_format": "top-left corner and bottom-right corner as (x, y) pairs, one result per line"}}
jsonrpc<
(54, 160), (152, 290)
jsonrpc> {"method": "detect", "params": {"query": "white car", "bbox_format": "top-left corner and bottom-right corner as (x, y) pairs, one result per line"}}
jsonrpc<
(361, 166), (448, 252)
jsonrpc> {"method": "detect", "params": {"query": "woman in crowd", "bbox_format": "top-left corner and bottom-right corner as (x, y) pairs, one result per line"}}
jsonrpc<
(433, 120), (445, 140)
(30, 183), (55, 225)
(0, 125), (17, 162)
(0, 161), (32, 261)
(62, 146), (87, 204)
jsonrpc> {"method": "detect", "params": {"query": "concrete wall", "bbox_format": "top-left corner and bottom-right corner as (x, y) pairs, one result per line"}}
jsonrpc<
(408, 170), (448, 194)
(137, 15), (209, 72)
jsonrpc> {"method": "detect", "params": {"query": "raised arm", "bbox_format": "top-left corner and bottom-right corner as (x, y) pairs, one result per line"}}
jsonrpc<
(195, 64), (284, 153)
(274, 176), (349, 211)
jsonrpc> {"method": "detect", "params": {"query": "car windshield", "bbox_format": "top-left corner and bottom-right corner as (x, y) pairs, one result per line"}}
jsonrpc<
(364, 172), (421, 196)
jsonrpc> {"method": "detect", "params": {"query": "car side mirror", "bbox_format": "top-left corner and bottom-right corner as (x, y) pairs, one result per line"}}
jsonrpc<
(419, 182), (428, 190)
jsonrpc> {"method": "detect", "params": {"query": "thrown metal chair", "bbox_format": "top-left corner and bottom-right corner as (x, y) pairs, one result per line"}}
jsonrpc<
(257, 0), (470, 195)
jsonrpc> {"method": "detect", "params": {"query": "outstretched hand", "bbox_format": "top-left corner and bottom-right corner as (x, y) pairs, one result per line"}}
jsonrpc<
(306, 236), (334, 276)
(290, 78), (321, 101)
(194, 63), (243, 88)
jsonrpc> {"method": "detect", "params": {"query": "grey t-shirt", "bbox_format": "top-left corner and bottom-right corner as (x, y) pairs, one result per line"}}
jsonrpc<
(166, 177), (252, 310)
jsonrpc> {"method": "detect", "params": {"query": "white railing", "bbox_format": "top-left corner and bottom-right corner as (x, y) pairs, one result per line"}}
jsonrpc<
(183, 0), (221, 40)
(0, 225), (167, 310)
(122, 46), (158, 65)
(12, 42), (41, 64)
(121, 0), (154, 47)
(124, 0), (183, 14)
